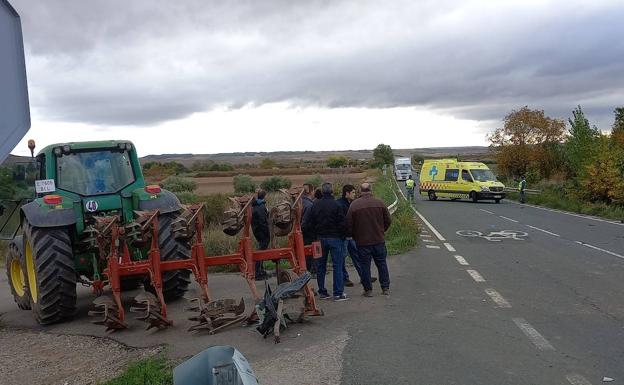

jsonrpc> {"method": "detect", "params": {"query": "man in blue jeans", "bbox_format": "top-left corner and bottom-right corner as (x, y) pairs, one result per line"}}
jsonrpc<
(346, 182), (392, 296)
(302, 182), (348, 301)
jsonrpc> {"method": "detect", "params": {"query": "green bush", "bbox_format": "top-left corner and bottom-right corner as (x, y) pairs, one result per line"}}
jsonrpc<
(304, 174), (323, 188)
(327, 155), (348, 168)
(233, 174), (256, 193)
(260, 176), (292, 192)
(159, 176), (197, 193)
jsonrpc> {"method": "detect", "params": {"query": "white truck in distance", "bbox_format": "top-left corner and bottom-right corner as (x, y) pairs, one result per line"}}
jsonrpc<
(394, 157), (412, 181)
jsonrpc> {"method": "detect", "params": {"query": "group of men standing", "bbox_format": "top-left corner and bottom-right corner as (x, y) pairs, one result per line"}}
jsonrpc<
(302, 182), (392, 301)
(250, 182), (392, 301)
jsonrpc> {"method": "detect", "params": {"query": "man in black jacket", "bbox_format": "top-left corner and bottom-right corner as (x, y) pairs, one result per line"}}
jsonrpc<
(251, 190), (270, 280)
(303, 182), (348, 301)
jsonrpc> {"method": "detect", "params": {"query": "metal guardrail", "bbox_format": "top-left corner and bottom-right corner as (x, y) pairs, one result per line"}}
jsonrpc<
(504, 187), (541, 195)
(387, 192), (399, 215)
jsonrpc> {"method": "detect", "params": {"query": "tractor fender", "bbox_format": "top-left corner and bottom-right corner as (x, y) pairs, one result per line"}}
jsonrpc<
(20, 201), (76, 228)
(138, 190), (182, 214)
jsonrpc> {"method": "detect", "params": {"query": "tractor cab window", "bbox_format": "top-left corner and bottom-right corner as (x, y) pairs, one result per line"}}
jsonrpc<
(470, 169), (496, 182)
(56, 150), (135, 195)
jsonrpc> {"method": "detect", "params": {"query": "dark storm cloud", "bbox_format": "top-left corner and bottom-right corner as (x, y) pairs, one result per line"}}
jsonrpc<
(13, 0), (624, 128)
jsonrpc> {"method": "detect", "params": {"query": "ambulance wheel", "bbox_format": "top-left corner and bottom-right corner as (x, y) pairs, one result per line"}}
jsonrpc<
(470, 191), (478, 203)
(495, 199), (501, 204)
(428, 190), (437, 201)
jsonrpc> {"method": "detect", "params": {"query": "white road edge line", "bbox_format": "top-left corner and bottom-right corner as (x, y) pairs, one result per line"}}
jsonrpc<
(393, 177), (447, 241)
(420, 234), (432, 238)
(422, 239), (435, 243)
(575, 241), (624, 260)
(512, 318), (555, 351)
(412, 207), (446, 241)
(500, 215), (519, 223)
(508, 200), (624, 227)
(526, 225), (560, 237)
(466, 269), (485, 282)
(454, 255), (469, 265)
(443, 243), (456, 252)
(426, 245), (441, 249)
(479, 209), (494, 214)
(565, 373), (593, 385)
(484, 288), (511, 308)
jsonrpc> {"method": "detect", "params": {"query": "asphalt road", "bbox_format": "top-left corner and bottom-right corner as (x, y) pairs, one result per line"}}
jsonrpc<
(340, 181), (624, 385)
(1, 183), (623, 384)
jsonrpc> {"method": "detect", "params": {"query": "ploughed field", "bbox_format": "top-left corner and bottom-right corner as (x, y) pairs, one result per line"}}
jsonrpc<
(193, 172), (368, 194)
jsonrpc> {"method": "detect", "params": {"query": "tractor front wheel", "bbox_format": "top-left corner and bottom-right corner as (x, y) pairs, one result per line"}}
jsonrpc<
(23, 224), (77, 324)
(5, 236), (31, 310)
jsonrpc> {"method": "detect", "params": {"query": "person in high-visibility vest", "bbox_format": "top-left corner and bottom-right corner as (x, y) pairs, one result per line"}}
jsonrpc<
(518, 176), (527, 204)
(405, 175), (415, 202)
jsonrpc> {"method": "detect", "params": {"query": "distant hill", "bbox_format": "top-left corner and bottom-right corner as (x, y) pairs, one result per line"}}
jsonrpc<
(140, 146), (493, 166)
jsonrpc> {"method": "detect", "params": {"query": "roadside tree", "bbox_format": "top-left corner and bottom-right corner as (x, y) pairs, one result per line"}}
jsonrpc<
(565, 105), (600, 177)
(489, 106), (565, 178)
(372, 144), (394, 168)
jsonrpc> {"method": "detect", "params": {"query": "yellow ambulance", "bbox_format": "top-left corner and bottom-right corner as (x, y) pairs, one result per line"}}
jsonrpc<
(419, 159), (505, 203)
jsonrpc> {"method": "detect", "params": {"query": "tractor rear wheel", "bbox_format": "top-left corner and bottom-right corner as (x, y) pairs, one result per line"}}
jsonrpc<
(23, 224), (77, 324)
(144, 212), (191, 301)
(5, 236), (31, 310)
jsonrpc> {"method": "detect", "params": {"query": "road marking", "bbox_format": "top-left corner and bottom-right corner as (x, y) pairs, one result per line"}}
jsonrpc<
(467, 269), (485, 282)
(422, 239), (435, 243)
(526, 225), (560, 237)
(420, 234), (432, 238)
(444, 243), (456, 252)
(509, 200), (624, 227)
(575, 241), (624, 260)
(500, 215), (519, 223)
(566, 374), (593, 385)
(512, 318), (555, 351)
(426, 245), (441, 249)
(412, 207), (446, 241)
(479, 209), (494, 214)
(454, 255), (469, 265)
(484, 288), (511, 308)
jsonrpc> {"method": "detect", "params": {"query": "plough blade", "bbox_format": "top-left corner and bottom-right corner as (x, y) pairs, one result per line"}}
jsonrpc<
(88, 296), (127, 332)
(187, 297), (246, 334)
(130, 292), (173, 330)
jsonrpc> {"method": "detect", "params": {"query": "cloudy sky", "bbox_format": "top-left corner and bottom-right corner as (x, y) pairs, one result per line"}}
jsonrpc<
(9, 0), (624, 156)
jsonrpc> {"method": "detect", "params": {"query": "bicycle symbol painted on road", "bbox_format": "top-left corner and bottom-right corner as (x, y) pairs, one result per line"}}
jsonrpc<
(456, 230), (528, 242)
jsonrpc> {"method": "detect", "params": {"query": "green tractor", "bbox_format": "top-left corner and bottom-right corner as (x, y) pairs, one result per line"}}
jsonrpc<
(1, 140), (191, 324)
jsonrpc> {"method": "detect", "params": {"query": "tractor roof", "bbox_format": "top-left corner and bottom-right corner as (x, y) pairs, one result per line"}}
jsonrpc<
(38, 140), (135, 156)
